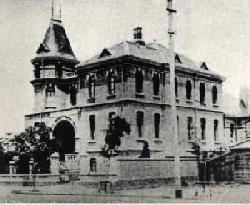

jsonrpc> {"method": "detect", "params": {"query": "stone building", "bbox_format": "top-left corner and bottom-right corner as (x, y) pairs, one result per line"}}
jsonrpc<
(25, 11), (225, 182)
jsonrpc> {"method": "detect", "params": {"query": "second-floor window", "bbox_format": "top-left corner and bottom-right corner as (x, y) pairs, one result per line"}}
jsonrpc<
(136, 111), (144, 138)
(153, 72), (160, 96)
(70, 86), (77, 106)
(200, 118), (206, 140)
(175, 77), (178, 98)
(89, 115), (95, 140)
(135, 70), (143, 93)
(186, 80), (192, 100)
(200, 83), (206, 104)
(212, 86), (218, 104)
(230, 123), (234, 138)
(89, 75), (95, 99)
(154, 113), (160, 138)
(108, 71), (115, 94)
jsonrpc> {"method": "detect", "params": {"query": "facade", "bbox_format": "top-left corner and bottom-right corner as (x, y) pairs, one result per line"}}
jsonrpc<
(25, 14), (225, 180)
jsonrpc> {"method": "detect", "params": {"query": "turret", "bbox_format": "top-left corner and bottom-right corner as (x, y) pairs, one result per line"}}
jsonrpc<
(31, 1), (79, 112)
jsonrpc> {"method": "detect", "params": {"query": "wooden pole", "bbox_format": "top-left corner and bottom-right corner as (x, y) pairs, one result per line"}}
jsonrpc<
(167, 0), (182, 198)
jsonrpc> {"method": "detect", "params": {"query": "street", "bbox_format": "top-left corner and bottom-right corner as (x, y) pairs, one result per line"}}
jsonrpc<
(0, 183), (250, 203)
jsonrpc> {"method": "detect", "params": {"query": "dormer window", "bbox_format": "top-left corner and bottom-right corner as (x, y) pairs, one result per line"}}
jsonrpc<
(99, 48), (111, 58)
(175, 55), (182, 64)
(200, 62), (209, 70)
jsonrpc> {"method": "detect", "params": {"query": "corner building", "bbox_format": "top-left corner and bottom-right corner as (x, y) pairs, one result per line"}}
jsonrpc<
(25, 17), (225, 182)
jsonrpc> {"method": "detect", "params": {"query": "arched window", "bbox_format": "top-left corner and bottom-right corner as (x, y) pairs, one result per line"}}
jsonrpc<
(108, 72), (115, 94)
(200, 83), (206, 104)
(212, 86), (218, 104)
(90, 158), (97, 172)
(135, 70), (143, 93)
(89, 75), (95, 99)
(153, 73), (160, 96)
(186, 80), (192, 100)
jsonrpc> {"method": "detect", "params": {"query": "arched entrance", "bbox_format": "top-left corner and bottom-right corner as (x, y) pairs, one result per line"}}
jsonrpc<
(53, 120), (75, 161)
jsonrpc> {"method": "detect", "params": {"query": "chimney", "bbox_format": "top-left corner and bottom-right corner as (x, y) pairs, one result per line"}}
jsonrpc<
(133, 27), (145, 46)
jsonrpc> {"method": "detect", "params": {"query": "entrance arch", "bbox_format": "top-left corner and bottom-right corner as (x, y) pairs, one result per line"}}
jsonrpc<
(53, 120), (75, 161)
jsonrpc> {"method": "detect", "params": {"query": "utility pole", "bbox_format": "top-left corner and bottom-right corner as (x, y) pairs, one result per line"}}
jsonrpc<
(167, 0), (182, 198)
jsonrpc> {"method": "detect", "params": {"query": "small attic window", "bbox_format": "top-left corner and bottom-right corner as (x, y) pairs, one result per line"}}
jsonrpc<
(175, 55), (182, 64)
(99, 48), (111, 58)
(200, 62), (209, 70)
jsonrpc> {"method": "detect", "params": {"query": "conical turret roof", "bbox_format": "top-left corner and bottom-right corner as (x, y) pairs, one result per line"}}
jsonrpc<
(32, 19), (78, 64)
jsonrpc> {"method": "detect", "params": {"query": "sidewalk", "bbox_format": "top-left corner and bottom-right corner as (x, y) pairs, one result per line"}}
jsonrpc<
(12, 183), (210, 200)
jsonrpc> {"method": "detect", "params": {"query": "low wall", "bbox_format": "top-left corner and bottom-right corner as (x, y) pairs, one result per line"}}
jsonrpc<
(0, 174), (60, 185)
(115, 156), (198, 189)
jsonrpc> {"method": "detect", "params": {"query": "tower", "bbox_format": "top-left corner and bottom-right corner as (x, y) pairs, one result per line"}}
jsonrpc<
(31, 0), (79, 112)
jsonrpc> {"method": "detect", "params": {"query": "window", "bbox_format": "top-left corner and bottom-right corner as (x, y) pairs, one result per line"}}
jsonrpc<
(186, 80), (192, 100)
(175, 77), (178, 98)
(89, 158), (97, 172)
(135, 70), (143, 93)
(200, 83), (206, 104)
(154, 113), (160, 139)
(34, 69), (40, 78)
(45, 84), (55, 97)
(89, 115), (95, 140)
(214, 120), (218, 141)
(70, 86), (77, 106)
(108, 71), (115, 94)
(212, 86), (218, 104)
(200, 118), (206, 140)
(187, 117), (193, 140)
(230, 123), (234, 138)
(153, 73), (160, 96)
(108, 112), (115, 129)
(89, 75), (95, 99)
(136, 111), (144, 138)
(177, 116), (180, 137)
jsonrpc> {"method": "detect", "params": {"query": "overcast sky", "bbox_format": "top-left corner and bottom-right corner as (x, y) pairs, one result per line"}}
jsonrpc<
(0, 0), (249, 135)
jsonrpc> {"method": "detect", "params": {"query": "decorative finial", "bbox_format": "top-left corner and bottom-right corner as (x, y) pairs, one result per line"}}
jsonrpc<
(51, 0), (61, 21)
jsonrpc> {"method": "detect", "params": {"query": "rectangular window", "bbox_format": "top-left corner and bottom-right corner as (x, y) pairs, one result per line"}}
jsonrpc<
(136, 111), (144, 138)
(89, 115), (95, 140)
(200, 83), (206, 104)
(108, 112), (115, 129)
(154, 113), (160, 139)
(186, 80), (192, 100)
(200, 118), (206, 140)
(175, 77), (178, 98)
(214, 119), (218, 141)
(187, 117), (193, 140)
(177, 116), (180, 137)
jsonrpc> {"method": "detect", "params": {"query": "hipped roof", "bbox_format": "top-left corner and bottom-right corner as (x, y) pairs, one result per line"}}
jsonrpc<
(32, 19), (78, 64)
(78, 41), (224, 80)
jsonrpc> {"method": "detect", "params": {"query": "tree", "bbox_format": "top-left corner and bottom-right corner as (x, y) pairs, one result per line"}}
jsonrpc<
(100, 116), (130, 190)
(100, 116), (130, 158)
(10, 123), (60, 174)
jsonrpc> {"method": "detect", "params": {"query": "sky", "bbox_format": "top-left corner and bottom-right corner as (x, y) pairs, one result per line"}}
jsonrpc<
(0, 0), (250, 135)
